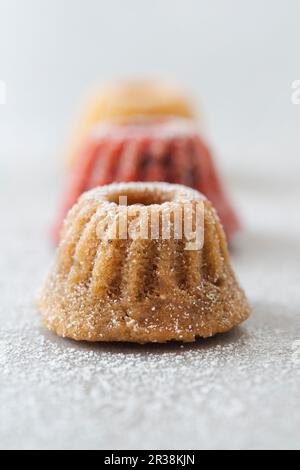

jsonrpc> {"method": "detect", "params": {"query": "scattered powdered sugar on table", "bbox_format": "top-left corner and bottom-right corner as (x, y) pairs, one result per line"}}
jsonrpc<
(0, 151), (300, 450)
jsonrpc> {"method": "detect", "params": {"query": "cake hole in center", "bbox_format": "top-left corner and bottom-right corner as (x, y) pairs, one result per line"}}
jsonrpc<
(108, 191), (172, 206)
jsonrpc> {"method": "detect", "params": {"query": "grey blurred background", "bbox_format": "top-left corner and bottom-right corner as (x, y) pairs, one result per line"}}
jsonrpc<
(0, 0), (299, 163)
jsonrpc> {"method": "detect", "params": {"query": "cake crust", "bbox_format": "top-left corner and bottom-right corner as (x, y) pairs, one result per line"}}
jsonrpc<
(66, 79), (194, 166)
(40, 183), (250, 343)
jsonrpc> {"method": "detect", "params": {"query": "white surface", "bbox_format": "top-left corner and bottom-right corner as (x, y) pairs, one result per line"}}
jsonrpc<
(0, 0), (300, 450)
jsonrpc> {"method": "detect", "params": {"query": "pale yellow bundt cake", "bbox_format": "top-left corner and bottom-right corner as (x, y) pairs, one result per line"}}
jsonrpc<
(66, 79), (195, 166)
(39, 183), (250, 343)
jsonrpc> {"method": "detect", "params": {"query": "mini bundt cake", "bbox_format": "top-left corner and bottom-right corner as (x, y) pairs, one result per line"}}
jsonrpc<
(54, 118), (239, 242)
(40, 183), (250, 343)
(66, 79), (195, 166)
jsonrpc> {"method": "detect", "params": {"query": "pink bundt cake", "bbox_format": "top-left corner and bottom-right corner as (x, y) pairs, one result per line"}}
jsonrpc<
(54, 119), (239, 242)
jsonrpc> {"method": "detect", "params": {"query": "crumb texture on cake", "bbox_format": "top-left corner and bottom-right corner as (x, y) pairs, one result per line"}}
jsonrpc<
(40, 183), (250, 343)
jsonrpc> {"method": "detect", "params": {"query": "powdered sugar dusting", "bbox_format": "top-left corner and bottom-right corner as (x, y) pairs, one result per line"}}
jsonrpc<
(90, 118), (199, 142)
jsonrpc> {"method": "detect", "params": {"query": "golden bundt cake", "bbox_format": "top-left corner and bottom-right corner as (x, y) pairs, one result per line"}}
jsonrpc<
(54, 119), (239, 242)
(65, 79), (195, 166)
(40, 183), (250, 343)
